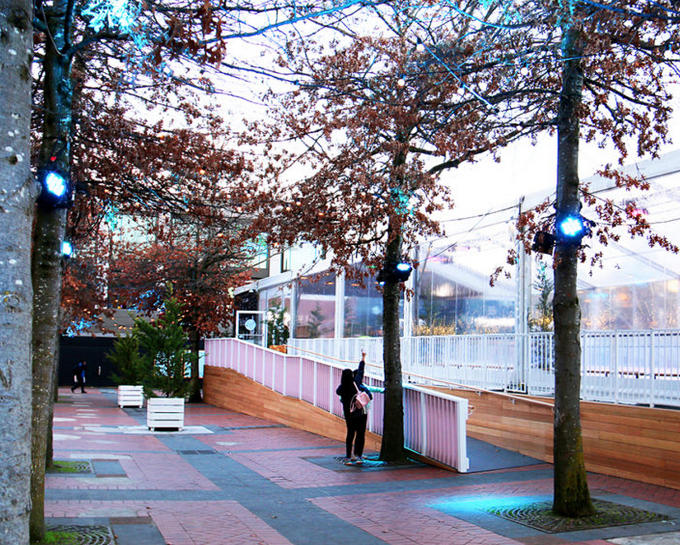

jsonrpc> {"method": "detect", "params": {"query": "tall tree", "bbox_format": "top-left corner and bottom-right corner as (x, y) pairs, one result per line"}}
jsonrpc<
(245, 1), (549, 462)
(0, 1), (34, 542)
(482, 0), (680, 516)
(30, 3), (75, 535)
(109, 208), (252, 402)
(552, 12), (594, 516)
(550, 0), (680, 516)
(29, 0), (392, 539)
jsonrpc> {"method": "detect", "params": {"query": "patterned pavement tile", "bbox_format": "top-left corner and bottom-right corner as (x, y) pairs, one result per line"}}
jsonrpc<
(197, 426), (340, 452)
(53, 428), (173, 453)
(45, 500), (295, 545)
(229, 448), (454, 489)
(46, 389), (680, 545)
(49, 451), (220, 491)
(311, 490), (525, 545)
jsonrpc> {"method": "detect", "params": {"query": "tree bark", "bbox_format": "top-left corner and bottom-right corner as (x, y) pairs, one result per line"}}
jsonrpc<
(552, 19), (595, 518)
(0, 2), (35, 543)
(30, 3), (74, 540)
(379, 226), (407, 463)
(188, 328), (202, 403)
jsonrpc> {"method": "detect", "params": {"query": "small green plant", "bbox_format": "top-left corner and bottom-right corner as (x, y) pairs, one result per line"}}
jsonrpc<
(413, 321), (457, 336)
(135, 297), (196, 398)
(106, 330), (148, 386)
(530, 261), (554, 332)
(266, 303), (289, 346)
(307, 302), (326, 339)
(39, 530), (79, 544)
(47, 460), (91, 474)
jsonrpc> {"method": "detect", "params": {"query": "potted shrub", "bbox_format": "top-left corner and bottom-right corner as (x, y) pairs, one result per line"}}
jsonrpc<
(107, 331), (147, 408)
(135, 297), (196, 430)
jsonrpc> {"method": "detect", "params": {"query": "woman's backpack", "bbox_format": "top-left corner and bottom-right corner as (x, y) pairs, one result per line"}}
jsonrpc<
(350, 382), (371, 413)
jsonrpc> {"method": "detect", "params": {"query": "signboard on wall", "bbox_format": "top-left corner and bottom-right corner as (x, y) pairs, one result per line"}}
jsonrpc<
(235, 310), (267, 347)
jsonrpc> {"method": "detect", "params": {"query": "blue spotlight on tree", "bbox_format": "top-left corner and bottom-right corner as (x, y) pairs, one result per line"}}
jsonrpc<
(37, 168), (73, 208)
(556, 214), (590, 245)
(61, 240), (73, 258)
(394, 262), (413, 281)
(376, 260), (413, 284)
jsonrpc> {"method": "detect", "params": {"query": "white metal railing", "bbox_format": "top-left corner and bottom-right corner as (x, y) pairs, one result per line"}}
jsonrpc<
(288, 329), (680, 408)
(204, 338), (469, 472)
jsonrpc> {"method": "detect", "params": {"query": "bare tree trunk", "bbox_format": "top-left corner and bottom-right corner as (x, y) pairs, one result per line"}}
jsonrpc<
(30, 3), (74, 540)
(379, 227), (407, 463)
(31, 209), (68, 541)
(0, 2), (35, 543)
(552, 19), (595, 518)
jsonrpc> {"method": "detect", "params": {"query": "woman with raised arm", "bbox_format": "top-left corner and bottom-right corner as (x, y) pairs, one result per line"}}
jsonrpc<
(336, 351), (373, 465)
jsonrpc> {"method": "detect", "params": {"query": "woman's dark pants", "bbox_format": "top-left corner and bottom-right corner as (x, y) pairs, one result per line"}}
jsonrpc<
(345, 413), (367, 458)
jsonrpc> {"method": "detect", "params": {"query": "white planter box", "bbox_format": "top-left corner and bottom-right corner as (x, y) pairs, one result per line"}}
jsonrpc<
(117, 385), (144, 408)
(147, 397), (185, 430)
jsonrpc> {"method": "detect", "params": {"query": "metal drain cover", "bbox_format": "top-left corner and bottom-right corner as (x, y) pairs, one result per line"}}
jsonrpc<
(487, 499), (666, 533)
(46, 524), (115, 545)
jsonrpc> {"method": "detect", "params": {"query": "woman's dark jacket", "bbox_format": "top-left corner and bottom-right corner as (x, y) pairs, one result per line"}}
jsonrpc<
(336, 360), (373, 419)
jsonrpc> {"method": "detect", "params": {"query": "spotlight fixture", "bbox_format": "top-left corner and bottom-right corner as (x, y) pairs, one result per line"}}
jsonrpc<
(36, 167), (73, 209)
(556, 213), (591, 245)
(376, 260), (413, 285)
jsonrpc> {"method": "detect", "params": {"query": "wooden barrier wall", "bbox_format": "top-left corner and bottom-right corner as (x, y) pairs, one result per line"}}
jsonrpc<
(203, 366), (382, 452)
(204, 365), (680, 489)
(441, 388), (680, 490)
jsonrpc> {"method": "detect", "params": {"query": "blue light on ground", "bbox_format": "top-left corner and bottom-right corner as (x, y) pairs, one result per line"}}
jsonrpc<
(431, 495), (547, 515)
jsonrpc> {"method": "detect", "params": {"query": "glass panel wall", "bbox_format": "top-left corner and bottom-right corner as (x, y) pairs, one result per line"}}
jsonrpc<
(413, 243), (517, 335)
(251, 152), (680, 338)
(258, 284), (293, 345)
(581, 279), (680, 330)
(294, 271), (336, 338)
(344, 269), (385, 338)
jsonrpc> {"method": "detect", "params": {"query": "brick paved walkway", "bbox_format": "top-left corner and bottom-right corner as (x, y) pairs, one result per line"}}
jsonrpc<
(47, 388), (680, 545)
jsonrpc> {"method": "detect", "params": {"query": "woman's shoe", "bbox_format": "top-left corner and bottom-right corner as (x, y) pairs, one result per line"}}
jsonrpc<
(355, 456), (364, 464)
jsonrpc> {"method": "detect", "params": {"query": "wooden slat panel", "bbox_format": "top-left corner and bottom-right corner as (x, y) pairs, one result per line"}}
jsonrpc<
(204, 367), (680, 490)
(204, 366), (381, 452)
(433, 386), (680, 490)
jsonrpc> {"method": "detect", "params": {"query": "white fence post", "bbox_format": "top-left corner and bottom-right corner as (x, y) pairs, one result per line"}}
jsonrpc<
(420, 391), (428, 454)
(649, 331), (655, 407)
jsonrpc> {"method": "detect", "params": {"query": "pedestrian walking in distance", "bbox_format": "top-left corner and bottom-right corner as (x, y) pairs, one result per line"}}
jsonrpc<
(71, 359), (87, 393)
